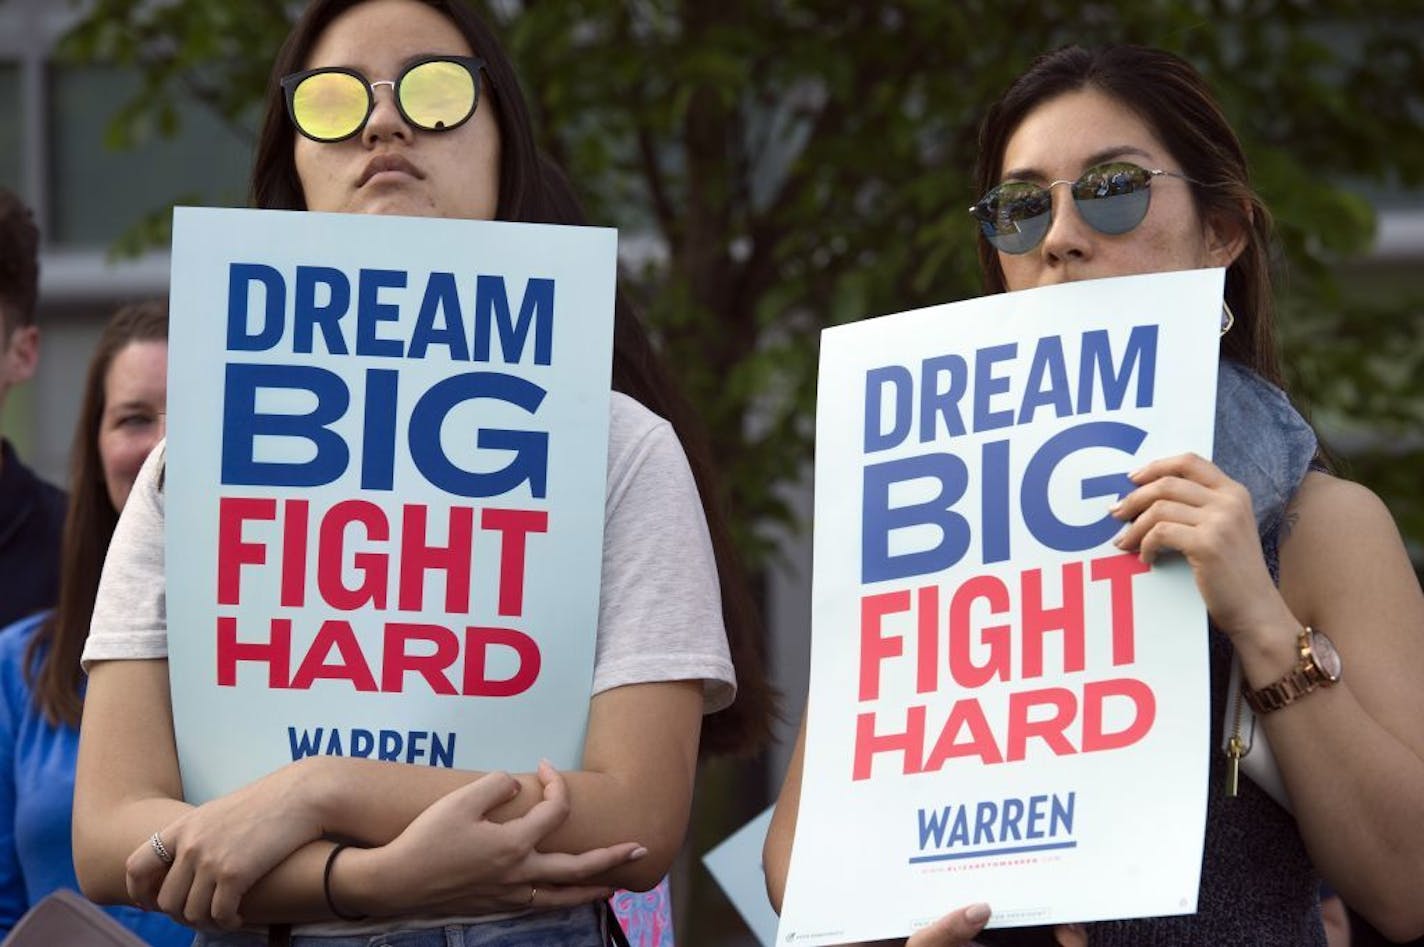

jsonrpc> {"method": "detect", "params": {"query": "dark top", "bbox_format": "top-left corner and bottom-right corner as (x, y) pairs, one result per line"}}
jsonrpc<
(1085, 527), (1324, 946)
(981, 530), (1325, 947)
(980, 352), (1330, 947)
(0, 440), (65, 629)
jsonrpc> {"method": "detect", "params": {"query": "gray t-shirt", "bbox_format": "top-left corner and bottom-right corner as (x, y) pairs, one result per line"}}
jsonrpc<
(85, 389), (737, 710)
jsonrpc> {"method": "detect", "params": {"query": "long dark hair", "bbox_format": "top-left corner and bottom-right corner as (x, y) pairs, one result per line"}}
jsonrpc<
(251, 0), (773, 754)
(26, 300), (168, 726)
(973, 44), (1284, 390)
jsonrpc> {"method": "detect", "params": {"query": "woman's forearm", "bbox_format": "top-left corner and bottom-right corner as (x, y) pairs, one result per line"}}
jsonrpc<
(73, 789), (193, 904)
(79, 664), (699, 927)
(1265, 477), (1424, 940)
(73, 659), (190, 905)
(246, 765), (662, 923)
(764, 714), (806, 913)
(301, 682), (702, 890)
(298, 757), (672, 890)
(1258, 677), (1424, 940)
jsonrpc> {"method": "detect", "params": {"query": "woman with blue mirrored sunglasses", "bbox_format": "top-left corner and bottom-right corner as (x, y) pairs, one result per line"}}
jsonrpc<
(767, 43), (1424, 947)
(957, 45), (1424, 947)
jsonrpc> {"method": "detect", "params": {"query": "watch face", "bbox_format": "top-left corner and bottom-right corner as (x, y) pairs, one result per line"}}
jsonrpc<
(1309, 629), (1343, 682)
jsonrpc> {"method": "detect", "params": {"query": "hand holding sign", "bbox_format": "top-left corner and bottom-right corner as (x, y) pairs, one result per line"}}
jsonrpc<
(896, 907), (1091, 947)
(903, 903), (992, 946)
(777, 271), (1222, 943)
(1111, 452), (1292, 642)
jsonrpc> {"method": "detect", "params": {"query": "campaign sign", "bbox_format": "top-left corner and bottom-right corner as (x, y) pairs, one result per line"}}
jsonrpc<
(777, 269), (1222, 943)
(165, 207), (615, 803)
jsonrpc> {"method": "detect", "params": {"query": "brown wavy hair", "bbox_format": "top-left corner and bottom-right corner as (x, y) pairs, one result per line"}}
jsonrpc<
(26, 300), (168, 726)
(250, 0), (774, 754)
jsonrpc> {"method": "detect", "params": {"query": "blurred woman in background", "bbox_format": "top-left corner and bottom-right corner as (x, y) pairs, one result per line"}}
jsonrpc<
(0, 300), (181, 945)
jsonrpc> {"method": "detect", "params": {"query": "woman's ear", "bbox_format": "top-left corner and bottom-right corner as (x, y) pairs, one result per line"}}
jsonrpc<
(0, 323), (40, 385)
(1204, 201), (1251, 268)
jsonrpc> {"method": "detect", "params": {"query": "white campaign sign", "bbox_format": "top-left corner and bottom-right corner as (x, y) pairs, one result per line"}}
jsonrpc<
(165, 207), (615, 803)
(777, 270), (1222, 943)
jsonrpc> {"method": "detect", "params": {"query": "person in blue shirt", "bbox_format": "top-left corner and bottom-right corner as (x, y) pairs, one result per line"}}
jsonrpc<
(0, 299), (188, 946)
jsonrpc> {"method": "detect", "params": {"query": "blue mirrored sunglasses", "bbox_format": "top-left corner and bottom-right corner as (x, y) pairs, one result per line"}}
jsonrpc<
(970, 161), (1192, 254)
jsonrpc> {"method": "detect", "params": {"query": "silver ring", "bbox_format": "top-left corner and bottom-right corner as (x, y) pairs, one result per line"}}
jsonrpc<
(150, 832), (174, 866)
(526, 885), (537, 906)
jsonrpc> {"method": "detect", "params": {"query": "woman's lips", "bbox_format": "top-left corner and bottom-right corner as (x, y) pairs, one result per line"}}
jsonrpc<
(358, 154), (425, 187)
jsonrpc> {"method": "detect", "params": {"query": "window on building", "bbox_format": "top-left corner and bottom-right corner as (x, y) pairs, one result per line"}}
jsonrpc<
(0, 63), (21, 192)
(47, 65), (252, 246)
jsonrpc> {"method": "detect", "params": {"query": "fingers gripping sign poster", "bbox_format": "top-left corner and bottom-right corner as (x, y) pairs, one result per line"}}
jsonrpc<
(778, 269), (1222, 944)
(165, 207), (615, 803)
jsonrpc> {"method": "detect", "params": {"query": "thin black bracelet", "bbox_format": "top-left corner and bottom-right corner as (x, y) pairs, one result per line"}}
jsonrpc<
(323, 842), (370, 922)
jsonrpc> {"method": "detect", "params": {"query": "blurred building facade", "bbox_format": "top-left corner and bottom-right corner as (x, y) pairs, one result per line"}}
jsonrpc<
(0, 0), (248, 480)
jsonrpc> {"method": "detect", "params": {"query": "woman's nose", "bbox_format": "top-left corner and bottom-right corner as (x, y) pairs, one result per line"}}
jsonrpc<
(362, 81), (411, 144)
(1039, 184), (1093, 264)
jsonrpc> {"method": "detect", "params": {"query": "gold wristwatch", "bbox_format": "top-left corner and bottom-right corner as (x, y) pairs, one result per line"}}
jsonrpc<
(1241, 625), (1342, 714)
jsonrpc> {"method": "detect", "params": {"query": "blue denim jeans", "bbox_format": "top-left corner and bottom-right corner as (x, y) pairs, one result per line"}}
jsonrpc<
(195, 904), (606, 947)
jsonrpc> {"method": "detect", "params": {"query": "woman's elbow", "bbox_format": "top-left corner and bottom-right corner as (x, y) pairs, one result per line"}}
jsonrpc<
(618, 823), (687, 892)
(764, 866), (785, 916)
(762, 833), (790, 912)
(73, 862), (114, 905)
(1345, 874), (1424, 944)
(71, 824), (125, 905)
(761, 805), (795, 913)
(611, 857), (671, 894)
(1366, 901), (1424, 944)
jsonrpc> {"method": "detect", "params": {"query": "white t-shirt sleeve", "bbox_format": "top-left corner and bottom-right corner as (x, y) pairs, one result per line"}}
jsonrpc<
(83, 444), (169, 669)
(593, 395), (736, 713)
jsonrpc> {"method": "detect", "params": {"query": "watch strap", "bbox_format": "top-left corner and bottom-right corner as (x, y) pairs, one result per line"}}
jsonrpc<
(1243, 667), (1316, 714)
(1241, 626), (1333, 715)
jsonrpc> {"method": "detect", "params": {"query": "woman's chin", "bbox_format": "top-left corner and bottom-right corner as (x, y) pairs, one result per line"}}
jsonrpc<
(345, 190), (440, 219)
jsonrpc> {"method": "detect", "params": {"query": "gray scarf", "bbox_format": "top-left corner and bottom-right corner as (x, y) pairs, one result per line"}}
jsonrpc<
(1211, 359), (1318, 813)
(1212, 360), (1317, 539)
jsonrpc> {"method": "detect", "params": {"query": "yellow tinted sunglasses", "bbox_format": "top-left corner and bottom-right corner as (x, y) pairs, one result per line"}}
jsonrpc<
(281, 55), (487, 143)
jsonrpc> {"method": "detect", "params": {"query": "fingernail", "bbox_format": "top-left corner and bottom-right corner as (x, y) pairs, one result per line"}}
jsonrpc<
(966, 902), (991, 925)
(1128, 467), (1146, 482)
(628, 846), (649, 861)
(1108, 500), (1122, 515)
